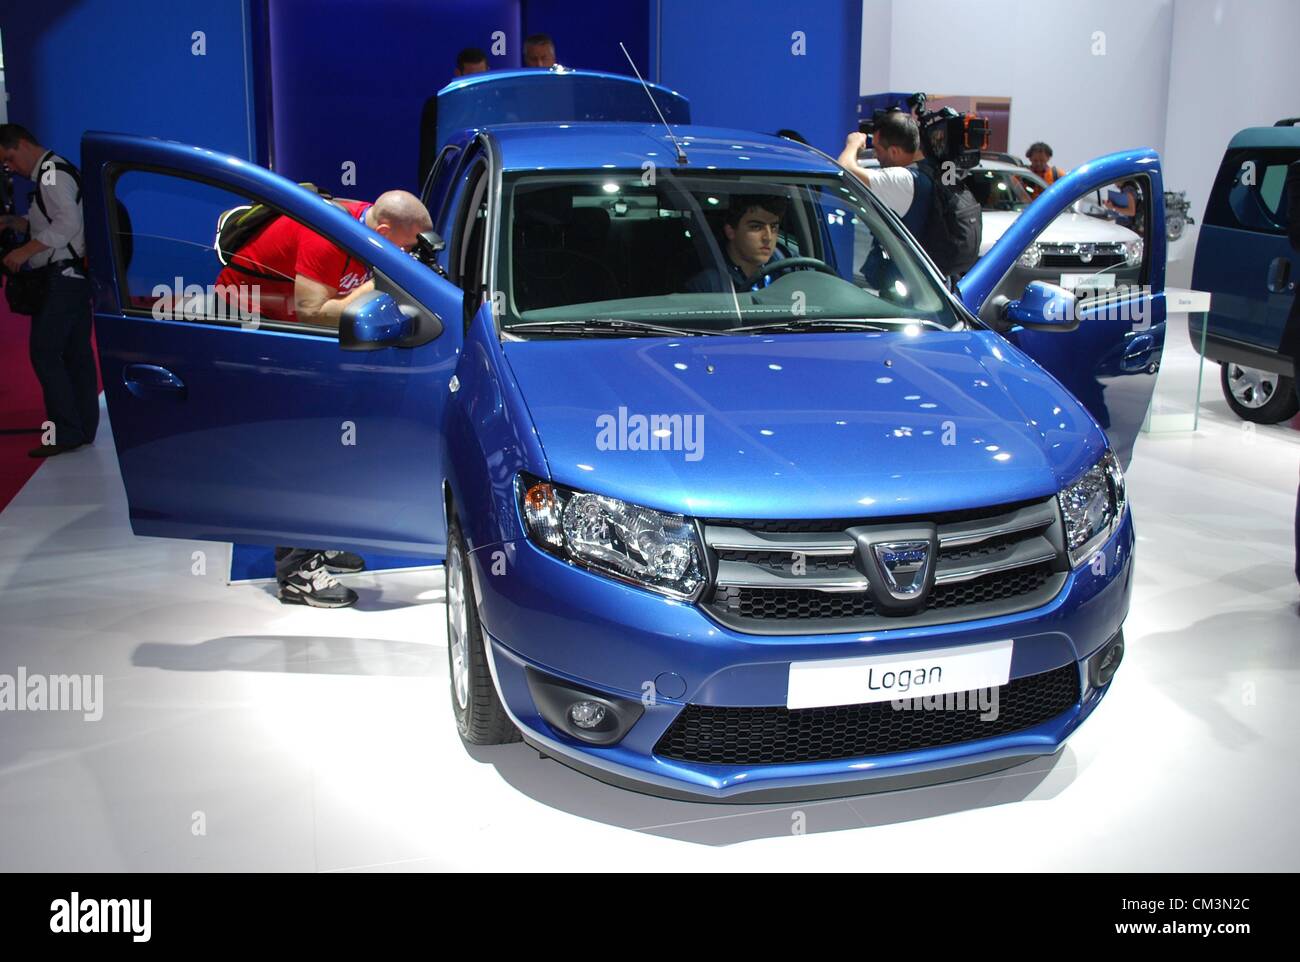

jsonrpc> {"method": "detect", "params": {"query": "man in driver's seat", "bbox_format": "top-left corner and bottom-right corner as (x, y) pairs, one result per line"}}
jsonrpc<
(685, 194), (786, 293)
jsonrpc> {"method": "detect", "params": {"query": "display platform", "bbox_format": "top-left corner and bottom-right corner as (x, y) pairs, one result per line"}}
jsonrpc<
(0, 375), (1297, 870)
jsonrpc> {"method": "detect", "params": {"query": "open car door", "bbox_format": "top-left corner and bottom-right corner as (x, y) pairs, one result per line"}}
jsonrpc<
(81, 132), (467, 556)
(959, 149), (1167, 467)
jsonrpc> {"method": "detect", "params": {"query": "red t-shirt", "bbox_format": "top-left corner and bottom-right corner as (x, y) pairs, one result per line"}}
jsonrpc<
(214, 200), (372, 322)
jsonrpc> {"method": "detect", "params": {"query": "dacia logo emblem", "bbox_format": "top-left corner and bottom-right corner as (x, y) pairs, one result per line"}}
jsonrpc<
(872, 541), (932, 598)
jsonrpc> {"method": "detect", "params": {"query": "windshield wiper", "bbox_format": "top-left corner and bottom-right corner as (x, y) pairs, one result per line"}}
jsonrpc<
(727, 317), (908, 335)
(507, 318), (716, 338)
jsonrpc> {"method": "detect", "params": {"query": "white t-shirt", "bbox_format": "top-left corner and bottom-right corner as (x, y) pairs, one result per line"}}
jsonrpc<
(865, 165), (916, 218)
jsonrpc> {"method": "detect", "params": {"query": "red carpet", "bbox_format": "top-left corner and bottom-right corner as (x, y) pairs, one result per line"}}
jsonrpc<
(0, 299), (101, 511)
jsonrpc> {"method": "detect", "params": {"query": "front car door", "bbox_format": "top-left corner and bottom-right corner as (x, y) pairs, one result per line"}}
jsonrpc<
(959, 149), (1167, 466)
(82, 132), (467, 555)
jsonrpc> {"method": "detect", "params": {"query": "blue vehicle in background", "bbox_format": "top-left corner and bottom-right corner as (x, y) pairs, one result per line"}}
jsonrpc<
(82, 70), (1165, 801)
(1191, 117), (1300, 423)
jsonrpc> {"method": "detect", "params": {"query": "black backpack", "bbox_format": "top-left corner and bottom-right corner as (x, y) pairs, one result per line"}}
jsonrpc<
(911, 160), (982, 278)
(30, 155), (134, 270)
(215, 183), (334, 279)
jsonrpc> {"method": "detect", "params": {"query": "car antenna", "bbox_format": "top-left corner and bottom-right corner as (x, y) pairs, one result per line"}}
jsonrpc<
(619, 41), (688, 165)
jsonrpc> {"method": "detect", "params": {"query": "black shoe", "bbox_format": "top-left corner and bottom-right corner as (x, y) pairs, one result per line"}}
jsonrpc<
(28, 442), (83, 458)
(278, 553), (359, 608)
(321, 549), (365, 573)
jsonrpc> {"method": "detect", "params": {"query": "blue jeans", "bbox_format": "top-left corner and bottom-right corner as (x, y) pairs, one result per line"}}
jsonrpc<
(29, 268), (98, 447)
(1295, 378), (1300, 585)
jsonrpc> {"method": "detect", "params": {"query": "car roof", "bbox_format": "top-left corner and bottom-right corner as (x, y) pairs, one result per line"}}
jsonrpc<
(1226, 123), (1300, 150)
(453, 123), (842, 175)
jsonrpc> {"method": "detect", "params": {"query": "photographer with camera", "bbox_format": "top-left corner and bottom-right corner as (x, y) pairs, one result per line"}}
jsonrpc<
(0, 124), (97, 459)
(838, 102), (983, 281)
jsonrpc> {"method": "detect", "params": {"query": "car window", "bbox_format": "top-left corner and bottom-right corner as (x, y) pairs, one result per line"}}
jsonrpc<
(969, 169), (1033, 211)
(498, 169), (964, 336)
(110, 169), (386, 334)
(1205, 147), (1299, 235)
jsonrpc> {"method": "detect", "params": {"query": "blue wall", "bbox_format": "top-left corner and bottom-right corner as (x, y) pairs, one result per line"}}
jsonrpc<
(268, 0), (522, 198)
(655, 0), (861, 156)
(0, 0), (256, 172)
(521, 0), (650, 76)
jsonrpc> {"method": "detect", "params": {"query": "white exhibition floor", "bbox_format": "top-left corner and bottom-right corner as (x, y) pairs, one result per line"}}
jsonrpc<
(1, 317), (1297, 872)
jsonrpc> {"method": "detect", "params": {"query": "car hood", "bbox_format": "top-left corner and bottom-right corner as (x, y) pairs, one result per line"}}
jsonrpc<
(503, 331), (1104, 520)
(980, 209), (1140, 253)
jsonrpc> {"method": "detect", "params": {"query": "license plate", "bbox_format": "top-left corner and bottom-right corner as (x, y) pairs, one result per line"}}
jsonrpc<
(1060, 272), (1115, 290)
(786, 639), (1014, 709)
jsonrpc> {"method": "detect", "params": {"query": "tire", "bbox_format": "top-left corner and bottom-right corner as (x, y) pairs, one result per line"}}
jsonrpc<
(445, 512), (520, 745)
(1219, 363), (1300, 423)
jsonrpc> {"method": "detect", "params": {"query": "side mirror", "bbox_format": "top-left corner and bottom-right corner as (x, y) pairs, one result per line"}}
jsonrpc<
(1003, 280), (1080, 332)
(339, 289), (443, 351)
(1267, 256), (1293, 294)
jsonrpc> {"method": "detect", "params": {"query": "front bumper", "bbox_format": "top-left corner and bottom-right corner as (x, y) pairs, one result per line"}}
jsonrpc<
(472, 510), (1134, 802)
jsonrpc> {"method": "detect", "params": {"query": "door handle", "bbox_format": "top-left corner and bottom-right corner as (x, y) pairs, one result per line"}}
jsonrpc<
(123, 363), (187, 400)
(1120, 334), (1156, 373)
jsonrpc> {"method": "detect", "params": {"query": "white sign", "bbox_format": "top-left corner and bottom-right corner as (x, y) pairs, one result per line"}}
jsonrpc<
(787, 639), (1014, 709)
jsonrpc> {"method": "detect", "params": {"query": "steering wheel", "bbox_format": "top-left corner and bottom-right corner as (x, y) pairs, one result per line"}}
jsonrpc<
(752, 256), (839, 280)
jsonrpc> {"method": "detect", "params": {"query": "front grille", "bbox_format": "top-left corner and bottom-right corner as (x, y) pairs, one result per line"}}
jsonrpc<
(702, 496), (1068, 634)
(1041, 253), (1127, 269)
(653, 663), (1080, 765)
(1039, 242), (1128, 270)
(712, 562), (1056, 621)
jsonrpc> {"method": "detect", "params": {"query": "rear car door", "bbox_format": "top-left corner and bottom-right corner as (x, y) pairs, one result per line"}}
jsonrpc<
(1192, 134), (1300, 370)
(81, 132), (467, 556)
(959, 149), (1167, 466)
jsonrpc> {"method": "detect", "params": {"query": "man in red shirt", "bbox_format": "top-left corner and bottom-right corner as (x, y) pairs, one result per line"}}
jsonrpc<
(214, 190), (431, 607)
(215, 190), (431, 328)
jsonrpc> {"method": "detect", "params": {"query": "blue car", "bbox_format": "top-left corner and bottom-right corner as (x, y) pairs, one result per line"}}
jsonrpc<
(1191, 118), (1300, 423)
(82, 70), (1165, 802)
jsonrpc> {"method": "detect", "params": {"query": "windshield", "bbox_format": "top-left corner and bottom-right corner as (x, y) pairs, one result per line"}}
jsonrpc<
(968, 168), (1036, 212)
(498, 168), (966, 336)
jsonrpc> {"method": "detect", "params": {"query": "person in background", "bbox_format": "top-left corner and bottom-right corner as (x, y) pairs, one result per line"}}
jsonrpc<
(523, 33), (557, 68)
(418, 47), (490, 189)
(1281, 159), (1300, 592)
(1104, 177), (1143, 232)
(0, 124), (98, 459)
(1026, 141), (1066, 185)
(838, 111), (925, 222)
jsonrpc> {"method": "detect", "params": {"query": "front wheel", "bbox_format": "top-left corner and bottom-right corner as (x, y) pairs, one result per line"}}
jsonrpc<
(445, 513), (520, 745)
(1219, 363), (1299, 423)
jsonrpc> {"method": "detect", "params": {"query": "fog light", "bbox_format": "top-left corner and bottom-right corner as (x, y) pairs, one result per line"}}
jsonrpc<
(1089, 632), (1125, 688)
(568, 701), (607, 730)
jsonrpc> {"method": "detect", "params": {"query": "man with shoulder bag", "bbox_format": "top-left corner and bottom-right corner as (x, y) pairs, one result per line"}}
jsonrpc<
(0, 124), (98, 458)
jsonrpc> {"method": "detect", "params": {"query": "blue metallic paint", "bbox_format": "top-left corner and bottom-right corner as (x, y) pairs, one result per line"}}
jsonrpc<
(502, 330), (1106, 521)
(436, 69), (690, 155)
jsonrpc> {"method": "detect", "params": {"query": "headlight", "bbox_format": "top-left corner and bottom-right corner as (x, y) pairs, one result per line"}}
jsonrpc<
(1017, 244), (1042, 269)
(1124, 238), (1143, 267)
(1057, 450), (1127, 568)
(518, 476), (705, 599)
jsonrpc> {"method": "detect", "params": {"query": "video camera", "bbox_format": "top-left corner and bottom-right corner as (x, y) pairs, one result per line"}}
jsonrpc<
(859, 92), (991, 170)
